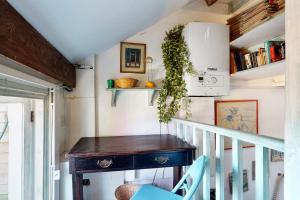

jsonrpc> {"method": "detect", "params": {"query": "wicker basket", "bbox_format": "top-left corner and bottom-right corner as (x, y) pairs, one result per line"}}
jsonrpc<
(115, 78), (138, 88)
(115, 184), (141, 200)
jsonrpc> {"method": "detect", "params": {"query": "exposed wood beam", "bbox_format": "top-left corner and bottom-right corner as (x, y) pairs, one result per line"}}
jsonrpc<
(205, 0), (218, 6)
(0, 0), (76, 88)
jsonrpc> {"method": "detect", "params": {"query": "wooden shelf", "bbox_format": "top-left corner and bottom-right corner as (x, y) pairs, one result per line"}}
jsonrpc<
(106, 87), (161, 107)
(230, 12), (285, 48)
(230, 60), (285, 81)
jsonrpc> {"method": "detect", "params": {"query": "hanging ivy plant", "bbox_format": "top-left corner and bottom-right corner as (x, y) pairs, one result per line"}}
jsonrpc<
(157, 25), (196, 123)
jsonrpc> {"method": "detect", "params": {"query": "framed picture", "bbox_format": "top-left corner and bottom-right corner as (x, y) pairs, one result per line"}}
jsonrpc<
(271, 150), (284, 162)
(229, 170), (249, 194)
(215, 100), (258, 149)
(120, 42), (146, 74)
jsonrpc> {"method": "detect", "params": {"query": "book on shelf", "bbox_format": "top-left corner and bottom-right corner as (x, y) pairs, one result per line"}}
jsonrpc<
(227, 0), (285, 41)
(244, 53), (252, 69)
(230, 48), (249, 73)
(230, 40), (285, 75)
(230, 51), (238, 74)
(264, 40), (285, 63)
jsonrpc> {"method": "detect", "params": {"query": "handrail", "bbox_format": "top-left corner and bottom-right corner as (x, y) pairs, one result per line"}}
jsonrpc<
(172, 117), (285, 200)
(172, 117), (284, 152)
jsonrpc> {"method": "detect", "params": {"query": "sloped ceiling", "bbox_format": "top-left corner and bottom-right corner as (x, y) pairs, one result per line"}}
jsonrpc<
(7, 0), (194, 62)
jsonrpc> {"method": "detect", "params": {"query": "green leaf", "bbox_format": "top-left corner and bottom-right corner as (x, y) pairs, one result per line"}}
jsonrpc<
(157, 25), (196, 123)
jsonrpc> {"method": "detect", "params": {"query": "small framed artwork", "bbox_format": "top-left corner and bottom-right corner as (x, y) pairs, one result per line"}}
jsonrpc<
(252, 161), (255, 180)
(215, 100), (258, 149)
(271, 150), (284, 162)
(120, 42), (146, 74)
(229, 170), (249, 194)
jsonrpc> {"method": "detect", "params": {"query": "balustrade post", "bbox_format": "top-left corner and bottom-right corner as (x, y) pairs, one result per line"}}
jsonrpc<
(255, 145), (269, 200)
(216, 135), (224, 200)
(203, 130), (210, 200)
(176, 123), (181, 138)
(232, 139), (243, 200)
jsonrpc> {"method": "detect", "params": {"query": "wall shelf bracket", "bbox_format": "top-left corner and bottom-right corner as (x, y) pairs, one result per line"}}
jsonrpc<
(148, 89), (159, 106)
(110, 90), (119, 107)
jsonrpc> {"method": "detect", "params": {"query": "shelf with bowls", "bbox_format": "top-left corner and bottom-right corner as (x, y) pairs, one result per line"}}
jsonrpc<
(106, 87), (161, 107)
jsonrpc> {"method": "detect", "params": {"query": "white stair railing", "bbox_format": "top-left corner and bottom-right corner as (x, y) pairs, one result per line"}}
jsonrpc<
(171, 118), (284, 200)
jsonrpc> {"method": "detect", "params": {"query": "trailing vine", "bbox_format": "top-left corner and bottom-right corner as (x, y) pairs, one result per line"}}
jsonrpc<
(157, 25), (196, 123)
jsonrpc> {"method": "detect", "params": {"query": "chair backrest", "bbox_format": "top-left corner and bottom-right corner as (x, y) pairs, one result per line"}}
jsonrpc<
(171, 156), (207, 200)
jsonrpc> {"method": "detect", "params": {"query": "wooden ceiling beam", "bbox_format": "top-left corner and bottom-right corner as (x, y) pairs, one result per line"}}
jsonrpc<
(0, 0), (76, 88)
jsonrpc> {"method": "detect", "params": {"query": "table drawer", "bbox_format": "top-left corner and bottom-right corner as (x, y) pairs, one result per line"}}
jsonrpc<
(75, 156), (133, 172)
(134, 151), (189, 169)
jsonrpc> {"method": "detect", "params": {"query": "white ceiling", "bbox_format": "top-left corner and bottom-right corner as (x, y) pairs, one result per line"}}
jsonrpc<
(8, 0), (194, 62)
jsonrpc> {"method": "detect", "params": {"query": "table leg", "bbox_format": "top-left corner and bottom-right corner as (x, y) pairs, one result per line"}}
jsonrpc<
(173, 166), (183, 195)
(173, 166), (183, 187)
(72, 173), (83, 200)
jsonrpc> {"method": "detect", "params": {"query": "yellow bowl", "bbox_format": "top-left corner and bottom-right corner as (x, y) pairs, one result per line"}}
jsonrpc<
(115, 78), (138, 88)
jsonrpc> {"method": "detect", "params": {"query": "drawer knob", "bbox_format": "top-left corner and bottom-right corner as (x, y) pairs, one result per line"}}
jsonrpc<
(155, 156), (169, 165)
(97, 159), (113, 168)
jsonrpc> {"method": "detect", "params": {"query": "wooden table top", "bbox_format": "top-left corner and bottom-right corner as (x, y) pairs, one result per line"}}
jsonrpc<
(68, 134), (196, 158)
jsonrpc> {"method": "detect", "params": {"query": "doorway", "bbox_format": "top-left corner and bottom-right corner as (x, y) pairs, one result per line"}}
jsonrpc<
(0, 96), (47, 200)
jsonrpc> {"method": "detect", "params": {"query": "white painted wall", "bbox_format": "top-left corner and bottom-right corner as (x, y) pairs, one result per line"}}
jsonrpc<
(95, 1), (228, 137)
(60, 2), (286, 200)
(284, 0), (300, 199)
(60, 3), (228, 200)
(221, 87), (285, 139)
(64, 56), (96, 151)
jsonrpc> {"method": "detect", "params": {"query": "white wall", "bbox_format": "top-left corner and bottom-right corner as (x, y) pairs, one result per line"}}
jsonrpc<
(284, 1), (300, 199)
(60, 2), (229, 200)
(221, 87), (285, 139)
(60, 1), (286, 200)
(94, 4), (228, 200)
(96, 3), (228, 138)
(64, 56), (96, 151)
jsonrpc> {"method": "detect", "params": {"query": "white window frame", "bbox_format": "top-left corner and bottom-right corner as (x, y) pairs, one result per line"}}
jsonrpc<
(0, 61), (60, 200)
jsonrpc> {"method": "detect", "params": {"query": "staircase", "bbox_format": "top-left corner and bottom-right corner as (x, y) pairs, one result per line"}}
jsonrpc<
(0, 142), (8, 199)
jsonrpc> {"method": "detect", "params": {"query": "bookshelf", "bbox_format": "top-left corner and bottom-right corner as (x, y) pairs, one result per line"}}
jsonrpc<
(230, 11), (285, 83)
(230, 12), (285, 48)
(230, 60), (285, 81)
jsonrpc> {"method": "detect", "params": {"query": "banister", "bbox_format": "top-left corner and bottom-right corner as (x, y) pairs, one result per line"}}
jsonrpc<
(172, 118), (284, 152)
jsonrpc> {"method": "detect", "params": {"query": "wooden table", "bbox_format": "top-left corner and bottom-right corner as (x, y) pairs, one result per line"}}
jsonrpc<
(68, 134), (196, 200)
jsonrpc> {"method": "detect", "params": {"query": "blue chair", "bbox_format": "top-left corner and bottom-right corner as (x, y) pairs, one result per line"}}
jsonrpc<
(130, 156), (208, 200)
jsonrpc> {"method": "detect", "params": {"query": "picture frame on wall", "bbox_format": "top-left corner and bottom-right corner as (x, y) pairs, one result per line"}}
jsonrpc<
(229, 170), (249, 194)
(271, 149), (284, 162)
(120, 42), (146, 74)
(215, 100), (258, 149)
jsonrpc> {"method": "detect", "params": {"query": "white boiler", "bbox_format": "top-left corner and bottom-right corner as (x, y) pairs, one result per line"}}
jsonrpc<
(183, 22), (229, 96)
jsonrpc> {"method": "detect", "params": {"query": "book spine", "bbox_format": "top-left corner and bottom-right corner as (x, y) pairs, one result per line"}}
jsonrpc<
(244, 54), (252, 69)
(230, 51), (237, 74)
(239, 52), (247, 70)
(264, 41), (271, 64)
(250, 52), (257, 68)
(253, 52), (259, 67)
(234, 51), (242, 71)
